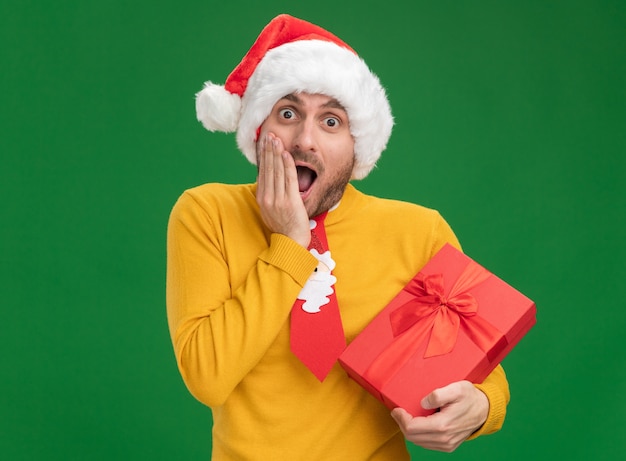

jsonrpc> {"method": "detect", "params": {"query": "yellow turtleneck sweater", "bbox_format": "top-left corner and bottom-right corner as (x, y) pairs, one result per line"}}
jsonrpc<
(166, 183), (509, 460)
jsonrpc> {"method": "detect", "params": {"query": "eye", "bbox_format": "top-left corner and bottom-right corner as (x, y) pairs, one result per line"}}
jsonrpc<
(279, 108), (295, 120)
(323, 117), (340, 128)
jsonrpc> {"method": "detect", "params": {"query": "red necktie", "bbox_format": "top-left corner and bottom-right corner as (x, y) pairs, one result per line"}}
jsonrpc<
(290, 212), (346, 381)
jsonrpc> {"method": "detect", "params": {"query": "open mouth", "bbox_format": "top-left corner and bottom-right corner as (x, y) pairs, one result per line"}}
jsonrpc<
(296, 165), (317, 194)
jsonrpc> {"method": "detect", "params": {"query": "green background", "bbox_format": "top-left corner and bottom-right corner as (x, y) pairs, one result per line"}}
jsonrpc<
(2, 0), (624, 459)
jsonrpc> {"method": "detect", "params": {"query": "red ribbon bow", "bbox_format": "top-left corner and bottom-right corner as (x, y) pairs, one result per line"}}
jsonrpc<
(363, 259), (506, 389)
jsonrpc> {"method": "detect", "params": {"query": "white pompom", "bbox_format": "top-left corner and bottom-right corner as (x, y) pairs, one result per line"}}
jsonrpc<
(195, 82), (241, 132)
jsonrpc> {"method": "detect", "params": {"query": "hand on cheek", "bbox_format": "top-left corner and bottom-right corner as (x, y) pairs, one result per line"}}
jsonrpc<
(256, 133), (310, 248)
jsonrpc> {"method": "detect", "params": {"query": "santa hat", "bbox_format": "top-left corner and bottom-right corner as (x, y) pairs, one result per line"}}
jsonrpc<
(195, 14), (393, 180)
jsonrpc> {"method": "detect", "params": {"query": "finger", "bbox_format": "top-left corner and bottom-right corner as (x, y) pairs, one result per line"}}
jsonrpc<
(392, 409), (460, 452)
(390, 407), (411, 429)
(392, 407), (438, 436)
(256, 136), (266, 197)
(279, 144), (299, 199)
(421, 383), (461, 410)
(270, 136), (286, 199)
(263, 135), (275, 198)
(421, 390), (441, 410)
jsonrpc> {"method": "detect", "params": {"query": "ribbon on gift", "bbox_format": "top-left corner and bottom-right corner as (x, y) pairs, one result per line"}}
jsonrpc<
(363, 258), (508, 389)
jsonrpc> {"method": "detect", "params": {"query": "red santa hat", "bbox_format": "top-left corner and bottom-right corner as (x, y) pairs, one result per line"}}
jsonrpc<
(195, 14), (394, 180)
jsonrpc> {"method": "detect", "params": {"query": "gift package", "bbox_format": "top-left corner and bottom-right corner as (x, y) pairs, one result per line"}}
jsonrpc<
(339, 243), (536, 416)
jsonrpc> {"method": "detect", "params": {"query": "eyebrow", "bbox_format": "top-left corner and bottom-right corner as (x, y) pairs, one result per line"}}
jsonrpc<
(322, 99), (347, 112)
(282, 93), (302, 104)
(281, 93), (347, 112)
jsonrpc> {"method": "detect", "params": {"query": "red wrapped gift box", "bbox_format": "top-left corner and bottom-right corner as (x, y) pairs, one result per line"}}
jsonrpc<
(339, 243), (536, 417)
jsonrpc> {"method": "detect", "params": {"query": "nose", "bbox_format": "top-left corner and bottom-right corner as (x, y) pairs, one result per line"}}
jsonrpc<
(293, 118), (317, 153)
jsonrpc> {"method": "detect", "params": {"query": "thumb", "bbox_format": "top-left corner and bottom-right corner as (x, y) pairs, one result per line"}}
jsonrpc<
(421, 389), (444, 410)
(421, 382), (464, 410)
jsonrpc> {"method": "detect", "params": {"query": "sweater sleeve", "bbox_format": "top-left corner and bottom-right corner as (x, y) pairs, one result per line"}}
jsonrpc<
(468, 365), (510, 439)
(166, 191), (318, 407)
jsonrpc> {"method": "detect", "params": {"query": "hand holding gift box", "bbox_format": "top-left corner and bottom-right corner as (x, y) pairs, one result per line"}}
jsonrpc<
(339, 243), (536, 417)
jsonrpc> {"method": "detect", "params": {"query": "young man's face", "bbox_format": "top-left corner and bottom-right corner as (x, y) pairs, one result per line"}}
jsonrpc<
(258, 92), (355, 218)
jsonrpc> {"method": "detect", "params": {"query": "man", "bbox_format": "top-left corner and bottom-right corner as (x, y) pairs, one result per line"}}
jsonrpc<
(167, 14), (509, 460)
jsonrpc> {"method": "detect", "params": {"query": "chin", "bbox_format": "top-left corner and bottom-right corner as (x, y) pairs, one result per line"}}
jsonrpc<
(303, 199), (321, 219)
